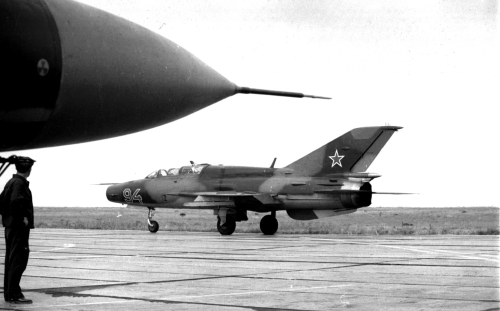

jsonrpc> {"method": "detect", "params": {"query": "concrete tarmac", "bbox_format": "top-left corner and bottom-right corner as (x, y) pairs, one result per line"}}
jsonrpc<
(0, 229), (498, 310)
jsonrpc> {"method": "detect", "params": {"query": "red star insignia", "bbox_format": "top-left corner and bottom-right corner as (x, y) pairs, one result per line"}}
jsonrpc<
(329, 149), (345, 168)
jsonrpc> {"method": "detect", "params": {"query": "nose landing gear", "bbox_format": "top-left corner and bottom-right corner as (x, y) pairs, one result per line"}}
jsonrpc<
(147, 207), (159, 233)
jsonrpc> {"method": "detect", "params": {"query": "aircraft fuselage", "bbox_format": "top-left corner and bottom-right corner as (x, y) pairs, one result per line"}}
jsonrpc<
(106, 165), (371, 214)
(105, 126), (402, 235)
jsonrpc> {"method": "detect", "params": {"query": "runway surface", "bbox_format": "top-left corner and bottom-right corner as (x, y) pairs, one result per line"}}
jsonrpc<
(0, 229), (498, 310)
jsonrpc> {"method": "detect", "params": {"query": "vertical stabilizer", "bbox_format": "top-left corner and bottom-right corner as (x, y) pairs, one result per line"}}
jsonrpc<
(285, 126), (401, 176)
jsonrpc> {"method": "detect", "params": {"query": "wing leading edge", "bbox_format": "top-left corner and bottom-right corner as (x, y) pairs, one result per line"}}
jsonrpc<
(181, 192), (279, 208)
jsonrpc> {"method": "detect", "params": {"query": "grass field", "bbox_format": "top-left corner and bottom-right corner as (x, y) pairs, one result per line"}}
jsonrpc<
(32, 206), (499, 235)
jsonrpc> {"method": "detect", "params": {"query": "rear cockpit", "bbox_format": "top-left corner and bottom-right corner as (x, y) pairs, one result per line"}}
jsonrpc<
(145, 164), (209, 179)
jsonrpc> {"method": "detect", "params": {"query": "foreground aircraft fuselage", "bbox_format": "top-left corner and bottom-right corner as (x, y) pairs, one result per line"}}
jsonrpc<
(107, 126), (404, 235)
(0, 0), (327, 153)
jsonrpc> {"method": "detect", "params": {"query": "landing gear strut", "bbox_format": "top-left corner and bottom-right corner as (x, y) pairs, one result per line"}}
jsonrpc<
(147, 207), (159, 233)
(260, 211), (278, 235)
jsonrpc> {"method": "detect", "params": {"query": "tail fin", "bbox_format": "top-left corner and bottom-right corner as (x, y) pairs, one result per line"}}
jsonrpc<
(285, 126), (402, 176)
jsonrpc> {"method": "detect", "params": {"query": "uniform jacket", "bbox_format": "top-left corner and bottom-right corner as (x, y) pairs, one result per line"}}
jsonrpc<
(1, 174), (34, 229)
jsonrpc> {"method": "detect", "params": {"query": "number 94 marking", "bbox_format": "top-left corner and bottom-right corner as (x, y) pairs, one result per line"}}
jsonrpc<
(123, 188), (143, 204)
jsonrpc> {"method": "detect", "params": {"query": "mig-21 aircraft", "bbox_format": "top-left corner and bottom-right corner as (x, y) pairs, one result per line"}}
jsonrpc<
(106, 126), (404, 235)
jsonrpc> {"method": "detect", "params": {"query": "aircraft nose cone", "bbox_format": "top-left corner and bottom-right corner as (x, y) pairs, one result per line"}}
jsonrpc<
(106, 184), (122, 203)
(1, 0), (237, 151)
(43, 0), (237, 145)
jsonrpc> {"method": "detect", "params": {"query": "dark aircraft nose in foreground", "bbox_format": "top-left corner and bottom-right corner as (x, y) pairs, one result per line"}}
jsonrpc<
(0, 0), (329, 152)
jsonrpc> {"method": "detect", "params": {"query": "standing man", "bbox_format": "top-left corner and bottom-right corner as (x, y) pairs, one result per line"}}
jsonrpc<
(1, 156), (35, 304)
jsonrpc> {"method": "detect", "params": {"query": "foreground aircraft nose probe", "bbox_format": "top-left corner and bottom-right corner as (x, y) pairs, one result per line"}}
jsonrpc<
(236, 87), (332, 100)
(0, 0), (330, 153)
(106, 126), (407, 235)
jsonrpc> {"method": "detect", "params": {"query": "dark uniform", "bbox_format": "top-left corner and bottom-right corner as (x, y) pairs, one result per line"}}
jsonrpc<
(1, 157), (35, 303)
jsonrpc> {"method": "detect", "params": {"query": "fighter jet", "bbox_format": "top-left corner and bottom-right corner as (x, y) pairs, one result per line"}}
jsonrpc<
(106, 126), (405, 235)
(0, 0), (328, 153)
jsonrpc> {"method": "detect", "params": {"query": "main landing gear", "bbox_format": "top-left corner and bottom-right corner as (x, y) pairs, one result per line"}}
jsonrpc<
(260, 211), (278, 235)
(215, 208), (239, 235)
(147, 207), (159, 233)
(215, 209), (279, 236)
(217, 216), (236, 235)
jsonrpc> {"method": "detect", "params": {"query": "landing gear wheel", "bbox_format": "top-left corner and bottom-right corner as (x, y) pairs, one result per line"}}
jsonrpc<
(148, 220), (159, 233)
(260, 215), (278, 235)
(217, 216), (236, 235)
(147, 208), (159, 233)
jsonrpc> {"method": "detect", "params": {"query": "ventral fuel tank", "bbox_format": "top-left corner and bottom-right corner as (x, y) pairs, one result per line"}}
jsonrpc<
(0, 0), (329, 152)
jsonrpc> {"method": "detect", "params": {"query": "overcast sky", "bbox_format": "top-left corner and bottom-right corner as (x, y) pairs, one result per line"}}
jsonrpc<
(1, 0), (498, 208)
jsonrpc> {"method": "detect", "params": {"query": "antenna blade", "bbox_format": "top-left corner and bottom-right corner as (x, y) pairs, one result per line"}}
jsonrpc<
(270, 158), (277, 168)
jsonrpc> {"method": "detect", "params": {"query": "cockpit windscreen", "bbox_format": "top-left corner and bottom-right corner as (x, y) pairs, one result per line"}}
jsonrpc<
(145, 164), (209, 179)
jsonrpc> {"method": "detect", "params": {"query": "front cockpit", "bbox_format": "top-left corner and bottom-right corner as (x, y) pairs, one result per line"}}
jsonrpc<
(145, 164), (209, 179)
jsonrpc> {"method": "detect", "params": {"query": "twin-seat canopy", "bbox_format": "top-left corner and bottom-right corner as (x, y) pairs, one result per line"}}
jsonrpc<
(145, 164), (209, 179)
